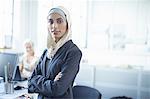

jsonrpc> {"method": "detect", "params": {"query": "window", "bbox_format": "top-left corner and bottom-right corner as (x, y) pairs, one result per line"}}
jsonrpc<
(87, 0), (150, 51)
(0, 0), (14, 49)
(85, 0), (150, 69)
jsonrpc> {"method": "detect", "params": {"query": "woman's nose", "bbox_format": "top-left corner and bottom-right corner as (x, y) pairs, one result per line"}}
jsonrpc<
(52, 22), (58, 29)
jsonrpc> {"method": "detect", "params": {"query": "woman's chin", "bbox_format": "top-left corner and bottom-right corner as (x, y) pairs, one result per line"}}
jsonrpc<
(54, 36), (61, 39)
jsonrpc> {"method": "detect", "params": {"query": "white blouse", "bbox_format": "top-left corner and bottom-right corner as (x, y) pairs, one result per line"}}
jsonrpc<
(20, 55), (39, 78)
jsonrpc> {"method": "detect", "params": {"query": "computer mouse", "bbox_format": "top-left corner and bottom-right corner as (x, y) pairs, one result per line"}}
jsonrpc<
(14, 86), (24, 90)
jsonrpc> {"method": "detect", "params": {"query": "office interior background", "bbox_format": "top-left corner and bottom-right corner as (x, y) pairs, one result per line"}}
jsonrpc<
(0, 0), (150, 99)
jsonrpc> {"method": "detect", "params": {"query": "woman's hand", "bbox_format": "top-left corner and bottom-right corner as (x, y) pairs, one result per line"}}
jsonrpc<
(54, 72), (62, 81)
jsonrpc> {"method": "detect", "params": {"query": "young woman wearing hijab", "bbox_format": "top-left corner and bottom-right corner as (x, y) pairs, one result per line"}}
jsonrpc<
(28, 6), (82, 99)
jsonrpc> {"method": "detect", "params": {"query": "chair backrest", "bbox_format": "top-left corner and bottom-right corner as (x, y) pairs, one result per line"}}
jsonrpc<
(72, 85), (102, 99)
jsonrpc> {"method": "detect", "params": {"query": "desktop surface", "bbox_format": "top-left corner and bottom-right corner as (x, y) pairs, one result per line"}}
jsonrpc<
(0, 80), (27, 99)
(0, 80), (37, 99)
(0, 87), (28, 99)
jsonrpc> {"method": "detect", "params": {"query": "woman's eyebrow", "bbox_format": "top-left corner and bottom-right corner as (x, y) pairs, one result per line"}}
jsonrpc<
(47, 18), (62, 20)
(57, 17), (63, 20)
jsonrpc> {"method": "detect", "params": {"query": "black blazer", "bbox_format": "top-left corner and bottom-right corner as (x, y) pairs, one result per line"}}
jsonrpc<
(28, 40), (82, 99)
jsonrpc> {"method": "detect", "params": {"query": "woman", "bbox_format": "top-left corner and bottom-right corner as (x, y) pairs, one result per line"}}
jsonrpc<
(28, 6), (82, 99)
(19, 39), (39, 79)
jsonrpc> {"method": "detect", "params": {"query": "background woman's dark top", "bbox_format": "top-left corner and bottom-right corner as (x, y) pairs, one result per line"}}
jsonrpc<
(28, 40), (82, 99)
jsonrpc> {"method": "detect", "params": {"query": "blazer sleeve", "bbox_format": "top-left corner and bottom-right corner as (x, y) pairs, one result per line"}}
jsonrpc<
(28, 48), (82, 97)
(28, 49), (47, 92)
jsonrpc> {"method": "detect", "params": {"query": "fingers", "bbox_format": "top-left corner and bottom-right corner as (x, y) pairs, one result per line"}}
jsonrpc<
(54, 72), (62, 81)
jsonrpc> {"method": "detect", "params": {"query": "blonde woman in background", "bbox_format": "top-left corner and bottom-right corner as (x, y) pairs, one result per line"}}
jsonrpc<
(19, 39), (39, 79)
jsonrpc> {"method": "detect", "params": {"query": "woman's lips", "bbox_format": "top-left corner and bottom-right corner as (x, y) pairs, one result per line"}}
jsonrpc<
(52, 31), (60, 35)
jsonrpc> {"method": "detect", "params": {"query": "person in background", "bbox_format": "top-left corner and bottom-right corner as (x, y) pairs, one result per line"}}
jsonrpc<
(28, 6), (82, 99)
(19, 39), (39, 79)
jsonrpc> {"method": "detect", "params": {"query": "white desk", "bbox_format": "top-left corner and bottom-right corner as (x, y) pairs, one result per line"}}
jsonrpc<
(0, 89), (28, 99)
(0, 81), (37, 99)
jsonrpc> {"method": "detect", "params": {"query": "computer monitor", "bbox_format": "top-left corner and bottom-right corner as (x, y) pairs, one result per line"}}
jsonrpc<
(12, 65), (23, 81)
(0, 52), (18, 80)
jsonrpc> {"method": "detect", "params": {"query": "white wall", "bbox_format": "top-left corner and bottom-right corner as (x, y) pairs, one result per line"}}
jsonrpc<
(75, 64), (150, 99)
(13, 0), (39, 54)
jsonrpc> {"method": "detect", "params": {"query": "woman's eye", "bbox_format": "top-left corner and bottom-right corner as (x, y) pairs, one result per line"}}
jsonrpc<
(48, 19), (53, 24)
(57, 18), (63, 24)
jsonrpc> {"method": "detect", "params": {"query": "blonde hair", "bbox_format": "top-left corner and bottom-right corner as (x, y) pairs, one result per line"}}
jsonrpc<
(24, 39), (34, 48)
(23, 39), (35, 55)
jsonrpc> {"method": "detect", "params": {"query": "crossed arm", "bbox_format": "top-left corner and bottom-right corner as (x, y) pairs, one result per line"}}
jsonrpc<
(28, 49), (82, 97)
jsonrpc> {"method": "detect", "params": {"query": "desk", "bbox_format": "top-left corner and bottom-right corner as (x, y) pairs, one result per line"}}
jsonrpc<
(0, 88), (28, 99)
(0, 81), (37, 99)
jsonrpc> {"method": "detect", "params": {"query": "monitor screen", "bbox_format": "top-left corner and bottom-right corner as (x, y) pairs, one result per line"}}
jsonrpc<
(0, 52), (18, 79)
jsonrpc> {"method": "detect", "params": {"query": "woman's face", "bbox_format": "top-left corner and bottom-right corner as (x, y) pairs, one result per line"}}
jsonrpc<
(25, 43), (33, 54)
(47, 13), (67, 42)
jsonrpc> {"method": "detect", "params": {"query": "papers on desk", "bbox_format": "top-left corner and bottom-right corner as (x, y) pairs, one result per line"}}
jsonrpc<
(14, 80), (28, 89)
(0, 77), (4, 93)
(16, 93), (38, 99)
(0, 80), (38, 99)
(0, 89), (28, 99)
(15, 93), (33, 99)
(0, 81), (28, 99)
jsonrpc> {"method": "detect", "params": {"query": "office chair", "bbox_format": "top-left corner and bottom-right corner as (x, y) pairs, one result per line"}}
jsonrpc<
(72, 85), (102, 99)
(110, 96), (133, 99)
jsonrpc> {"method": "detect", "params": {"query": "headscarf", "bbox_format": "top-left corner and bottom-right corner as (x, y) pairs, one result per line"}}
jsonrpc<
(47, 6), (72, 59)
